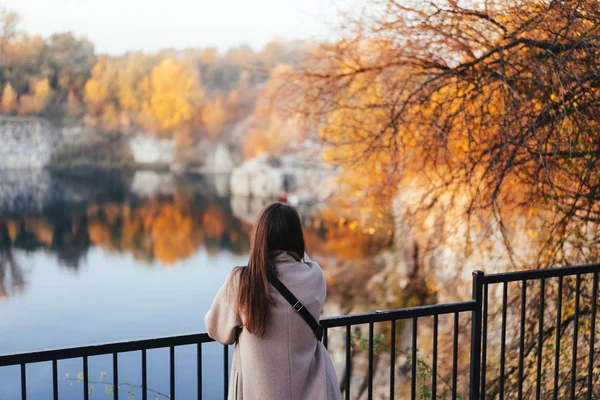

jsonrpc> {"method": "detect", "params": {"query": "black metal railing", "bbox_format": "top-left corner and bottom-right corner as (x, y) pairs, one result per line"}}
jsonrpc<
(476, 264), (600, 400)
(0, 263), (599, 400)
(0, 333), (226, 400)
(320, 300), (478, 400)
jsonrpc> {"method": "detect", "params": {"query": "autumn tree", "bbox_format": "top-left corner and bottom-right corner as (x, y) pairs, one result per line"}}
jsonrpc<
(0, 4), (308, 139)
(0, 6), (18, 64)
(285, 0), (600, 268)
(45, 32), (95, 94)
(201, 91), (228, 137)
(83, 57), (120, 131)
(18, 78), (54, 115)
(0, 7), (95, 118)
(66, 90), (82, 116)
(280, 0), (600, 396)
(1, 82), (17, 113)
(243, 64), (310, 158)
(139, 58), (204, 133)
(116, 53), (157, 115)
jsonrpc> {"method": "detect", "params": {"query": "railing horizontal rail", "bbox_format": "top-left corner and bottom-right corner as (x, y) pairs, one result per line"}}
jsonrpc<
(321, 300), (476, 328)
(0, 302), (476, 366)
(482, 263), (600, 284)
(0, 333), (213, 367)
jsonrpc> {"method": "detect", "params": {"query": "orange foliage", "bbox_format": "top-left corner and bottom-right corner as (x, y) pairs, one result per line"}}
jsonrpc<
(283, 0), (600, 268)
(202, 206), (227, 239)
(1, 83), (17, 113)
(88, 220), (112, 248)
(150, 204), (201, 265)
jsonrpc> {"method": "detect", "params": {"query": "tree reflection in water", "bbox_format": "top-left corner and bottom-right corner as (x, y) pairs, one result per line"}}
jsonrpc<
(0, 171), (252, 287)
(0, 221), (25, 299)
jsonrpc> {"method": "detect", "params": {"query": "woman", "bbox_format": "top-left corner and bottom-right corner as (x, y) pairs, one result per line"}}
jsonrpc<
(205, 202), (341, 400)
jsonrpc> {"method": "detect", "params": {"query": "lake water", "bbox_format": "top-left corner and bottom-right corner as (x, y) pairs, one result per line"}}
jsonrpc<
(0, 169), (342, 399)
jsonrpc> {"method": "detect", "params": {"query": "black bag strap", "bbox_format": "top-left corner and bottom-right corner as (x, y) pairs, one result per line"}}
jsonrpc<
(267, 270), (324, 342)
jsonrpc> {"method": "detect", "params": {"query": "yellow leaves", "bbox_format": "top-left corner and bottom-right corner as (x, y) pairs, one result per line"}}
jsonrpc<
(83, 55), (207, 138)
(100, 104), (120, 133)
(1, 83), (18, 113)
(19, 78), (54, 115)
(84, 77), (110, 114)
(201, 92), (228, 137)
(318, 204), (393, 260)
(118, 86), (139, 111)
(32, 78), (53, 110)
(140, 58), (204, 132)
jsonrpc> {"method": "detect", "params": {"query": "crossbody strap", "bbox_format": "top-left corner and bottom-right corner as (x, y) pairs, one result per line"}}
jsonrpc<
(267, 270), (324, 342)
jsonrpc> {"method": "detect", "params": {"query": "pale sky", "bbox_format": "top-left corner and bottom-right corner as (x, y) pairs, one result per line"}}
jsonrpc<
(5, 0), (358, 54)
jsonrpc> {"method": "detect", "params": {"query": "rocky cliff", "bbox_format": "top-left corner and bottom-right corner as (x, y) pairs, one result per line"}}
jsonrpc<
(0, 117), (62, 169)
(0, 116), (244, 172)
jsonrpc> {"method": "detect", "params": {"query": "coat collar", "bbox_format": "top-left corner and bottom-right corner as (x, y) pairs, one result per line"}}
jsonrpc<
(270, 250), (302, 263)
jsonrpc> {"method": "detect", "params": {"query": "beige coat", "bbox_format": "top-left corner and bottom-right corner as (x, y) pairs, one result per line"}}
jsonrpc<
(205, 252), (342, 400)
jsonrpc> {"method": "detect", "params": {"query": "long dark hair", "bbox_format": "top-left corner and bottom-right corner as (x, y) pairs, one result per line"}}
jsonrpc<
(233, 202), (305, 337)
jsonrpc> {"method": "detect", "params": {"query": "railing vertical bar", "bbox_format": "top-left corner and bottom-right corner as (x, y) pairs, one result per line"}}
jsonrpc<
(499, 281), (508, 400)
(113, 353), (119, 400)
(390, 320), (396, 400)
(197, 343), (202, 400)
(536, 278), (545, 400)
(411, 317), (417, 400)
(346, 325), (351, 400)
(142, 349), (147, 400)
(518, 280), (527, 399)
(170, 345), (175, 400)
(323, 327), (328, 349)
(587, 272), (598, 400)
(368, 322), (374, 400)
(481, 284), (488, 400)
(52, 359), (58, 400)
(452, 312), (459, 400)
(432, 314), (438, 400)
(83, 355), (89, 400)
(470, 270), (484, 400)
(223, 345), (229, 400)
(553, 276), (563, 400)
(570, 274), (581, 400)
(20, 363), (26, 400)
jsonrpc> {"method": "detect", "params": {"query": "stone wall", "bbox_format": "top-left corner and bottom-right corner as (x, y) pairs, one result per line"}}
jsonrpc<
(0, 116), (247, 172)
(229, 154), (336, 199)
(0, 117), (62, 169)
(128, 135), (174, 166)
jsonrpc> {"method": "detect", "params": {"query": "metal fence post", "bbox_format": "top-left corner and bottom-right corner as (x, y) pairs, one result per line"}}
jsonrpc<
(470, 270), (484, 400)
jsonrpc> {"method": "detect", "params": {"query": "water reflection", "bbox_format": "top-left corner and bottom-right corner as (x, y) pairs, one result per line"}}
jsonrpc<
(0, 170), (251, 276)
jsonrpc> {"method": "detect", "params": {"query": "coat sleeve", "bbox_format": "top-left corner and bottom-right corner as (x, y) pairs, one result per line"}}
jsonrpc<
(303, 253), (327, 315)
(205, 270), (242, 345)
